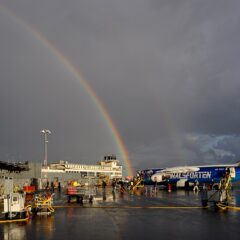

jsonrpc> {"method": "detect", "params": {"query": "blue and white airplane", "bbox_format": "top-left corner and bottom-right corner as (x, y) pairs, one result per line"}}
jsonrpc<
(138, 162), (240, 187)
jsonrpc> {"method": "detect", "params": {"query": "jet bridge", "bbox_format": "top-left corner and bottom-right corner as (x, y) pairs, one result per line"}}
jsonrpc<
(0, 160), (29, 172)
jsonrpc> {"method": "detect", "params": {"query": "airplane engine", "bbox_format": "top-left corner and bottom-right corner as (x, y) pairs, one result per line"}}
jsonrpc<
(151, 174), (163, 183)
(229, 167), (236, 178)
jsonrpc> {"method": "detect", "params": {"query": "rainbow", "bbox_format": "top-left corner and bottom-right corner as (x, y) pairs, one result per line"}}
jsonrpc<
(0, 6), (134, 176)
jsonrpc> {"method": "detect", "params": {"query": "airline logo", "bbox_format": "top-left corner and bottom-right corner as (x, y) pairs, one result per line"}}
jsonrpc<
(169, 171), (211, 179)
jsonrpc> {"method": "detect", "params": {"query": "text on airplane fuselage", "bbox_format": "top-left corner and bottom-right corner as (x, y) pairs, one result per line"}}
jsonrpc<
(169, 171), (211, 179)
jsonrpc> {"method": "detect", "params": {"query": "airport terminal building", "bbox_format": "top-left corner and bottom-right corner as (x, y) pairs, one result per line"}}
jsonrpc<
(1, 155), (123, 184)
(41, 155), (123, 181)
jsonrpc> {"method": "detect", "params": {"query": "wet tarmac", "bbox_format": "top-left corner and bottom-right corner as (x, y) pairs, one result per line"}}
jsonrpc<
(1, 187), (240, 240)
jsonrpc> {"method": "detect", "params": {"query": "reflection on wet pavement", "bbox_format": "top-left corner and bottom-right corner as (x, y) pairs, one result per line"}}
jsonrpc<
(0, 187), (240, 240)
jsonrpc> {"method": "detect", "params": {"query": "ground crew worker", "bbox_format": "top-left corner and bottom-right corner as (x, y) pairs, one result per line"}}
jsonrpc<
(58, 182), (61, 192)
(120, 181), (125, 194)
(112, 180), (116, 192)
(193, 180), (199, 192)
(102, 180), (107, 189)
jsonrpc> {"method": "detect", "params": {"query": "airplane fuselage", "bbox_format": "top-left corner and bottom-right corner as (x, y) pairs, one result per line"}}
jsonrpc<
(138, 164), (240, 186)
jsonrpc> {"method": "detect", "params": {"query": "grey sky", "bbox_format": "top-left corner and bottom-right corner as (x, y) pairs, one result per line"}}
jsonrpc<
(1, 0), (240, 173)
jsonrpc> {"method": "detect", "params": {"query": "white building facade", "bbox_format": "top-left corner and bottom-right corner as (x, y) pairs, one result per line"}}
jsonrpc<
(41, 155), (123, 180)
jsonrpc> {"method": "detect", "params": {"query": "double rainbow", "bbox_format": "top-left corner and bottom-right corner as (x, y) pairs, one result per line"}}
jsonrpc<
(0, 6), (134, 176)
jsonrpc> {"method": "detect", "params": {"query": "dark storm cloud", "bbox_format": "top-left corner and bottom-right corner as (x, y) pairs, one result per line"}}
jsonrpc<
(1, 0), (240, 171)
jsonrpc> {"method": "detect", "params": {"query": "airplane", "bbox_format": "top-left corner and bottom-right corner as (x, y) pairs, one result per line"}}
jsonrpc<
(137, 162), (240, 188)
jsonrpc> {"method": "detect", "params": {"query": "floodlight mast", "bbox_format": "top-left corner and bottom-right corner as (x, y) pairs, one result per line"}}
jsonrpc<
(40, 129), (51, 166)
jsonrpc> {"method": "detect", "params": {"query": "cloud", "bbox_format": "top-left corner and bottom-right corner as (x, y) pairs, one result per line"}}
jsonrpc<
(1, 0), (240, 171)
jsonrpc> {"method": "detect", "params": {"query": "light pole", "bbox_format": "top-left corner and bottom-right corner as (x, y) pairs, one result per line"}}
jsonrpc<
(40, 129), (51, 166)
